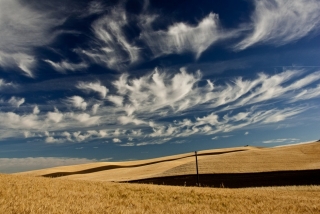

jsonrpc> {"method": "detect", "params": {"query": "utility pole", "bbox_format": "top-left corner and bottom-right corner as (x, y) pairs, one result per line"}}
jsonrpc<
(195, 151), (199, 187)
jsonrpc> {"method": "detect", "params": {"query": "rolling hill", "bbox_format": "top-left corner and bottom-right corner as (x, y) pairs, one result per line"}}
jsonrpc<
(15, 141), (320, 187)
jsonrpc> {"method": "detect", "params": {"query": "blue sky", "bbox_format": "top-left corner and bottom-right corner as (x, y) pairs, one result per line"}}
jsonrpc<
(0, 0), (320, 173)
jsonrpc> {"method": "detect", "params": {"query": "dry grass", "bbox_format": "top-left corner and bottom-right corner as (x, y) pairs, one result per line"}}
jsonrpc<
(15, 146), (256, 181)
(1, 174), (320, 214)
(15, 142), (320, 182)
(162, 141), (320, 176)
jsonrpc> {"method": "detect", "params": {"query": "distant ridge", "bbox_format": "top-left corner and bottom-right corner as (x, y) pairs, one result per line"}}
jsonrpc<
(15, 141), (320, 187)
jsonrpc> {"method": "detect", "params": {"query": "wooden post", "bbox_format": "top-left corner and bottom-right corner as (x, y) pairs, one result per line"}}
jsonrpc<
(195, 151), (199, 187)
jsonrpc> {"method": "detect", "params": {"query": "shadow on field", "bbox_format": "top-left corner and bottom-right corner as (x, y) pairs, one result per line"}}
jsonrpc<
(125, 169), (320, 188)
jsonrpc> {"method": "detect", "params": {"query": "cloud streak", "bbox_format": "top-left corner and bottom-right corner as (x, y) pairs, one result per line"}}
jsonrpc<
(262, 138), (299, 144)
(235, 0), (320, 50)
(77, 81), (108, 99)
(140, 13), (236, 59)
(44, 60), (88, 73)
(78, 6), (140, 70)
(291, 84), (320, 101)
(0, 0), (65, 77)
(0, 68), (319, 146)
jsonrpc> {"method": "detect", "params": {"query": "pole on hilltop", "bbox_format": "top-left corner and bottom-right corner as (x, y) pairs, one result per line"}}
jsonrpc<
(195, 151), (199, 187)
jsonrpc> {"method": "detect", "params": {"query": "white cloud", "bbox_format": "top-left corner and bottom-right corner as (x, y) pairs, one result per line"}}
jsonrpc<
(140, 13), (235, 59)
(44, 60), (88, 73)
(212, 136), (219, 140)
(33, 105), (40, 115)
(91, 104), (100, 114)
(107, 95), (123, 107)
(130, 129), (143, 136)
(219, 70), (320, 109)
(66, 96), (87, 110)
(98, 130), (108, 138)
(171, 106), (308, 138)
(175, 119), (193, 127)
(112, 67), (201, 114)
(117, 115), (146, 125)
(78, 7), (140, 70)
(0, 67), (318, 145)
(61, 131), (72, 141)
(47, 109), (63, 123)
(113, 138), (121, 143)
(235, 0), (320, 50)
(113, 129), (121, 136)
(0, 0), (64, 77)
(136, 138), (171, 146)
(0, 112), (40, 130)
(262, 107), (306, 124)
(72, 131), (93, 142)
(45, 136), (64, 144)
(24, 131), (33, 138)
(196, 113), (219, 126)
(262, 138), (299, 144)
(292, 84), (320, 101)
(8, 96), (25, 107)
(245, 131), (249, 135)
(0, 52), (35, 77)
(77, 82), (108, 98)
(36, 130), (108, 143)
(0, 79), (15, 90)
(87, 1), (105, 15)
(119, 142), (135, 147)
(70, 113), (100, 126)
(150, 125), (178, 137)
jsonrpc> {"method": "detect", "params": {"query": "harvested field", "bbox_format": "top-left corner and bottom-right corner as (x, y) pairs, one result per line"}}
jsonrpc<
(15, 141), (320, 188)
(1, 174), (320, 214)
(4, 142), (320, 213)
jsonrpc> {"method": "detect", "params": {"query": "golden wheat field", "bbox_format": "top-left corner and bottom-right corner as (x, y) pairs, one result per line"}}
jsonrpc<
(3, 141), (320, 213)
(16, 141), (320, 182)
(1, 174), (320, 214)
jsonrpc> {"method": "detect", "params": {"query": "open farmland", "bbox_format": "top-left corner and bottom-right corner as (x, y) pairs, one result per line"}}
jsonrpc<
(15, 141), (320, 187)
(2, 142), (320, 213)
(1, 174), (320, 214)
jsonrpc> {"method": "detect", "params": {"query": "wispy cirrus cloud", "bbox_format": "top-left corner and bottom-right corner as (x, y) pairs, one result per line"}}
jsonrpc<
(65, 96), (87, 110)
(0, 0), (65, 77)
(140, 13), (236, 59)
(78, 6), (140, 70)
(8, 96), (25, 108)
(110, 68), (320, 122)
(0, 67), (319, 146)
(262, 138), (299, 144)
(219, 70), (320, 110)
(235, 0), (320, 50)
(168, 106), (307, 138)
(77, 81), (108, 99)
(0, 112), (40, 130)
(113, 138), (122, 143)
(33, 105), (40, 115)
(0, 79), (15, 90)
(44, 60), (88, 73)
(112, 67), (201, 115)
(291, 84), (320, 102)
(76, 3), (238, 69)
